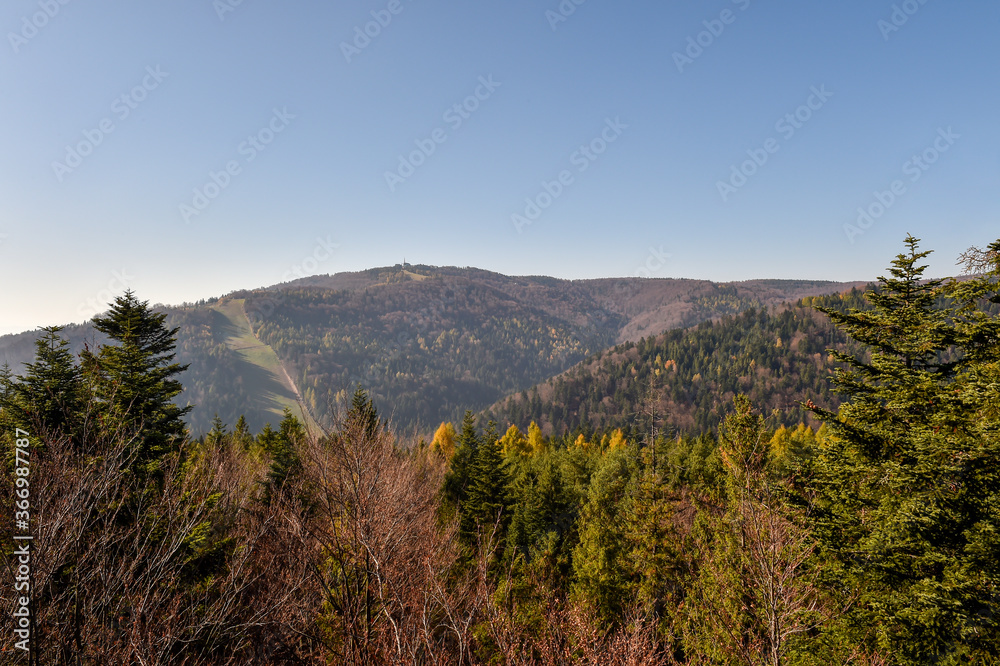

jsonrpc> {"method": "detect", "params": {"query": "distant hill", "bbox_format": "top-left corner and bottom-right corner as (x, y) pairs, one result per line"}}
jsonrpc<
(232, 266), (864, 432)
(484, 289), (873, 438)
(0, 264), (865, 434)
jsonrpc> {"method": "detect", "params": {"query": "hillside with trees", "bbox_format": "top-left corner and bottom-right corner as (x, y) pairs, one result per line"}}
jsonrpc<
(233, 266), (863, 431)
(486, 290), (871, 438)
(0, 267), (861, 434)
(2, 237), (998, 663)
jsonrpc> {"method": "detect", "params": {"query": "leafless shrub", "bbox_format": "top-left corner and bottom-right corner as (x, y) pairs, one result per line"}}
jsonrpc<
(957, 244), (1000, 276)
(1, 420), (317, 664)
(288, 406), (475, 664)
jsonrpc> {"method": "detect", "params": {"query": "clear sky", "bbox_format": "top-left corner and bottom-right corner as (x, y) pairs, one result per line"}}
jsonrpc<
(1, 0), (997, 334)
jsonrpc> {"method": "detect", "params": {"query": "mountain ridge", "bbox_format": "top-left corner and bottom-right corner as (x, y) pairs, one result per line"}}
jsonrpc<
(1, 264), (867, 434)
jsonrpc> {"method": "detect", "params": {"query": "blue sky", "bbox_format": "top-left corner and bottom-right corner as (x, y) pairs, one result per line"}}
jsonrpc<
(1, 0), (997, 334)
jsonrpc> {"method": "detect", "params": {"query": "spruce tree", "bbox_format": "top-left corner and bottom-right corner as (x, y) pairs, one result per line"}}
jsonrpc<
(809, 236), (1000, 662)
(206, 414), (228, 448)
(442, 410), (480, 512)
(3, 327), (84, 441)
(623, 445), (680, 624)
(571, 443), (635, 624)
(232, 414), (253, 449)
(461, 420), (510, 548)
(0, 363), (16, 447)
(82, 291), (190, 473)
(261, 409), (304, 503)
(347, 385), (379, 439)
(686, 395), (823, 665)
(0, 363), (12, 406)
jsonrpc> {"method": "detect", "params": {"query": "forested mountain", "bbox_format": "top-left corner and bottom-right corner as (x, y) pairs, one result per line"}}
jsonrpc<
(0, 265), (864, 434)
(485, 290), (871, 437)
(232, 266), (863, 431)
(487, 284), (1000, 439)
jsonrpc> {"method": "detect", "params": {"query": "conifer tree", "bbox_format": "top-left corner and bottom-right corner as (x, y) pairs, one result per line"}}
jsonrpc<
(442, 410), (480, 512)
(809, 236), (1000, 662)
(3, 327), (84, 441)
(82, 291), (190, 473)
(347, 385), (379, 439)
(572, 444), (636, 624)
(499, 423), (530, 458)
(623, 446), (680, 623)
(0, 363), (16, 448)
(507, 453), (567, 561)
(685, 395), (823, 665)
(430, 421), (457, 459)
(232, 414), (252, 449)
(0, 363), (12, 405)
(527, 420), (545, 455)
(461, 420), (510, 548)
(261, 408), (304, 503)
(205, 414), (228, 448)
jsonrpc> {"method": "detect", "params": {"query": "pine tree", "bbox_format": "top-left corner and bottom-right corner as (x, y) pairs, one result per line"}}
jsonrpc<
(82, 291), (190, 473)
(261, 408), (304, 503)
(348, 385), (379, 440)
(442, 410), (480, 512)
(809, 236), (1000, 662)
(206, 414), (228, 448)
(3, 327), (84, 441)
(461, 420), (510, 548)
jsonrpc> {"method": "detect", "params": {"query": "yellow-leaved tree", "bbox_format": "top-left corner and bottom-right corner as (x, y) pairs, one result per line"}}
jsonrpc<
(499, 424), (530, 458)
(430, 421), (456, 459)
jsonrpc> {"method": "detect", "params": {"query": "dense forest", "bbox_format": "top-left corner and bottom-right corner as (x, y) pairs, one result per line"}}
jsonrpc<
(2, 236), (999, 664)
(242, 275), (614, 431)
(487, 291), (869, 437)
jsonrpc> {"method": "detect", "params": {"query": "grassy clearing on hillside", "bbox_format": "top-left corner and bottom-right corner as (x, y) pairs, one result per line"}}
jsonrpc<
(213, 298), (321, 433)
